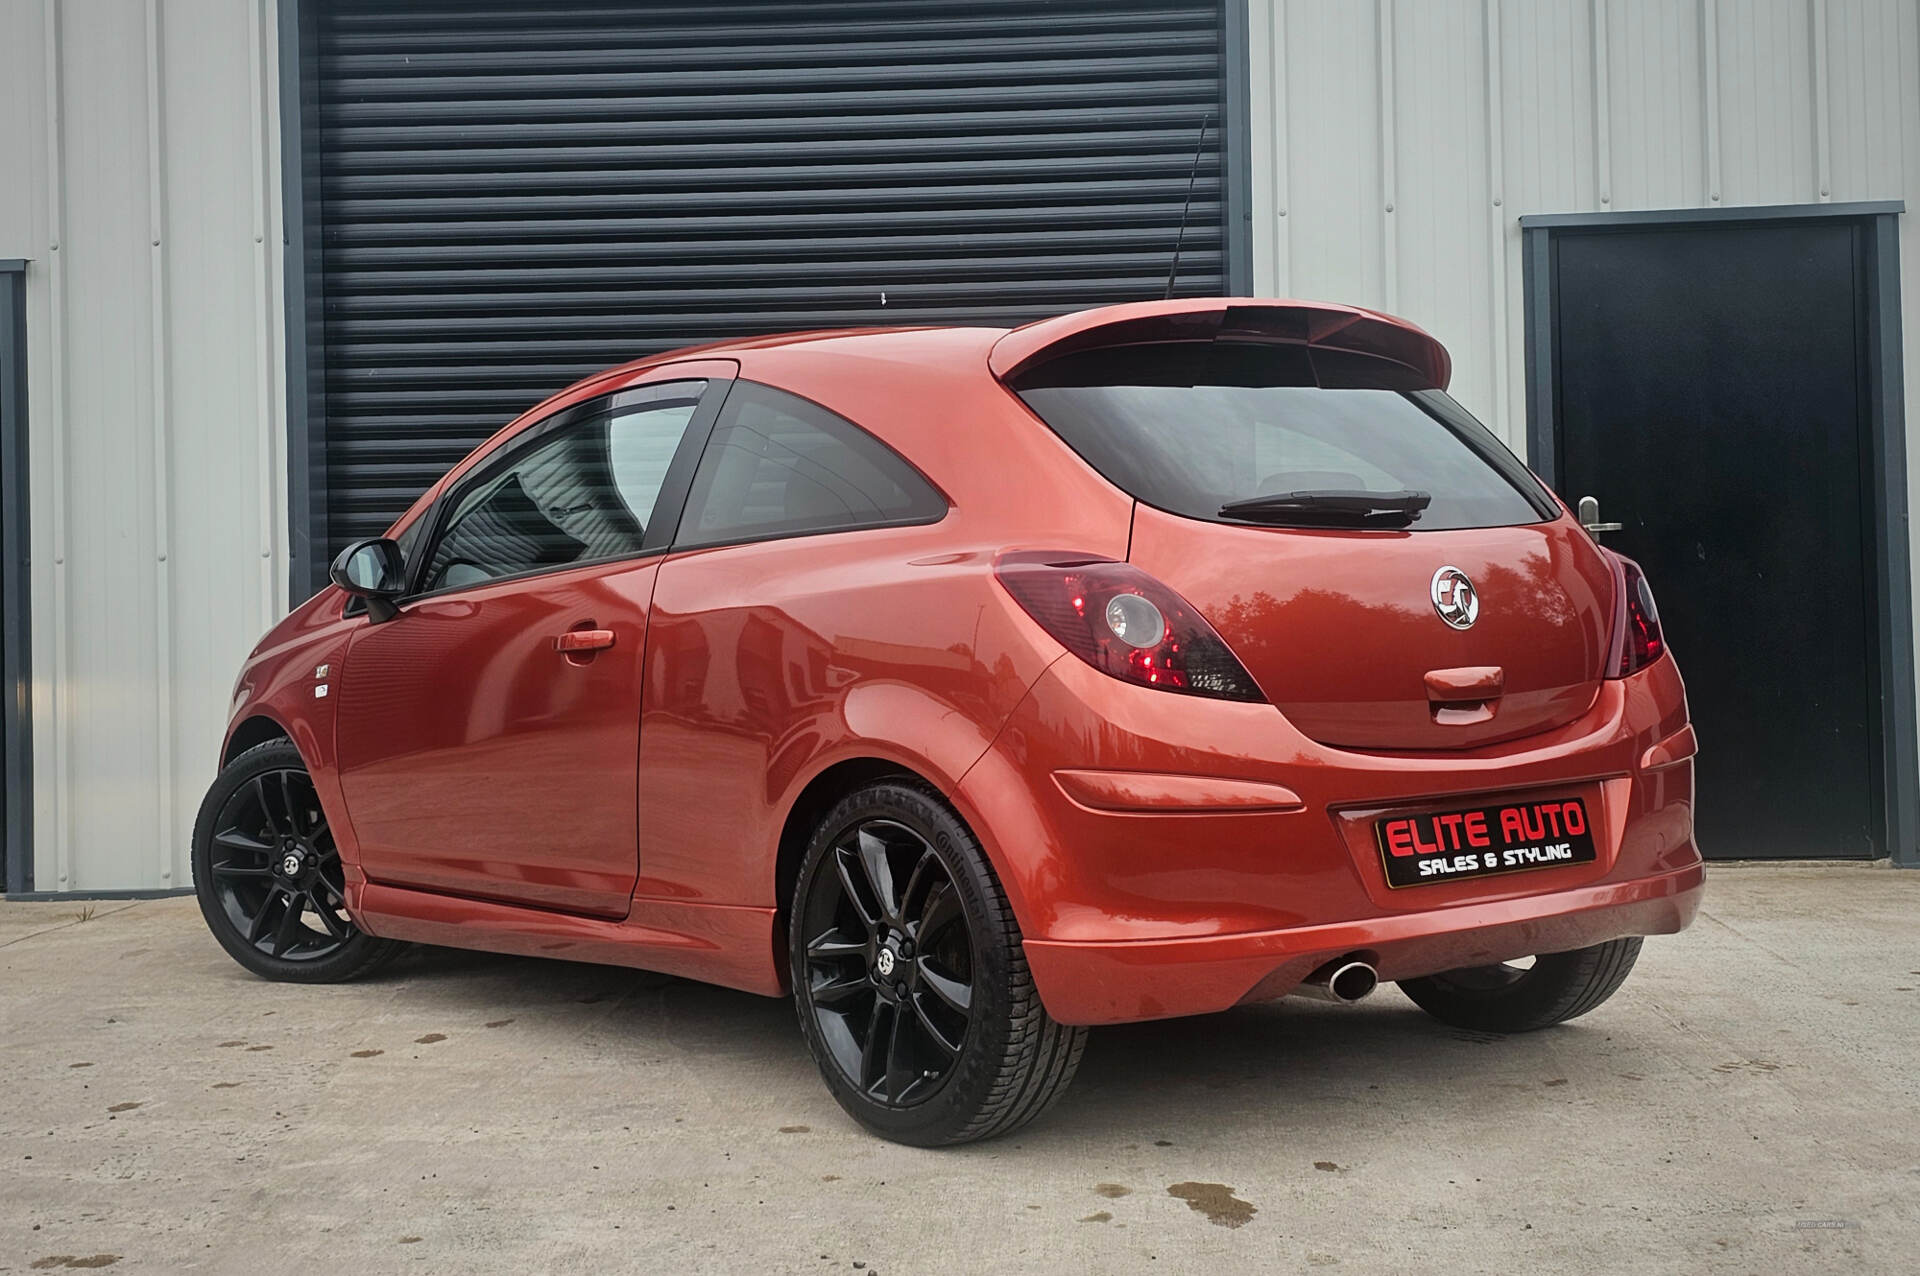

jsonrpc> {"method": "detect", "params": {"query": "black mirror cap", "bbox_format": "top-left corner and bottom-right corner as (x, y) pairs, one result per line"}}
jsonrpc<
(329, 538), (406, 622)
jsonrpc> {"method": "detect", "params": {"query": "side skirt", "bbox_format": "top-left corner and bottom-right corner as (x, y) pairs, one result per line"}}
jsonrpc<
(351, 882), (785, 997)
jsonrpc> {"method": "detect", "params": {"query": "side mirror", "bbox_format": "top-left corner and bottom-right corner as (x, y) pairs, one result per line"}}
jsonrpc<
(329, 538), (408, 623)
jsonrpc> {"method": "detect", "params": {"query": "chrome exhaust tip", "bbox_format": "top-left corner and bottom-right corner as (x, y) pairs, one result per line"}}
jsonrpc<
(1292, 958), (1380, 1004)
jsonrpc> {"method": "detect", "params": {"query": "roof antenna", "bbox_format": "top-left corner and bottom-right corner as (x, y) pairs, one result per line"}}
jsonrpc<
(1163, 112), (1213, 301)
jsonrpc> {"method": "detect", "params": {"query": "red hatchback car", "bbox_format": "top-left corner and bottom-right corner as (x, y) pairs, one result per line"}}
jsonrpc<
(193, 298), (1702, 1145)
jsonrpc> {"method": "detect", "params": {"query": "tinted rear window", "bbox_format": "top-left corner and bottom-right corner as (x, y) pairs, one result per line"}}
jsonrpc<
(1015, 343), (1553, 531)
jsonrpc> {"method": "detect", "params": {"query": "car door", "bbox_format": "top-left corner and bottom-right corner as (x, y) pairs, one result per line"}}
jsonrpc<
(333, 373), (729, 917)
(634, 380), (950, 905)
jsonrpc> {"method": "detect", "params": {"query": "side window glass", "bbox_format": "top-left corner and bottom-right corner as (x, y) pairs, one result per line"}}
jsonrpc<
(421, 387), (704, 593)
(676, 381), (944, 549)
(609, 400), (697, 530)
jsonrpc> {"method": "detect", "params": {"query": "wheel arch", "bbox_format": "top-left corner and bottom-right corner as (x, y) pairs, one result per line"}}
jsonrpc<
(773, 757), (923, 928)
(769, 750), (1041, 952)
(223, 713), (293, 766)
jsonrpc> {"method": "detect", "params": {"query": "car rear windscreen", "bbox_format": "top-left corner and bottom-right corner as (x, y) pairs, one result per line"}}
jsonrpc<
(1013, 342), (1555, 531)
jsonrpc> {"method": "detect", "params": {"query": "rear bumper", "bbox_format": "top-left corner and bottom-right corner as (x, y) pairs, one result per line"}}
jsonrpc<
(1023, 860), (1703, 1025)
(952, 646), (1703, 1027)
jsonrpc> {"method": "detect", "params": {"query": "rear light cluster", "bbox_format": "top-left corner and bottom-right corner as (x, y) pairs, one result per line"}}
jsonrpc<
(994, 552), (1266, 702)
(1608, 552), (1666, 677)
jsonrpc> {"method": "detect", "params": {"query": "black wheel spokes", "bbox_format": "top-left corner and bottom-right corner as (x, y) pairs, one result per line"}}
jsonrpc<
(803, 819), (977, 1109)
(806, 934), (871, 1010)
(271, 887), (308, 956)
(855, 996), (949, 1107)
(906, 879), (972, 1071)
(209, 837), (272, 879)
(918, 879), (962, 948)
(858, 998), (895, 1093)
(253, 775), (288, 840)
(210, 767), (355, 963)
(854, 829), (899, 923)
(916, 960), (972, 1021)
(833, 848), (882, 932)
(908, 980), (965, 1057)
(307, 893), (350, 941)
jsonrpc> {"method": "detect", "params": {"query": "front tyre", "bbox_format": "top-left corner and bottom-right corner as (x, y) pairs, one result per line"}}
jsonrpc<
(1396, 937), (1644, 1033)
(190, 740), (400, 983)
(790, 781), (1086, 1146)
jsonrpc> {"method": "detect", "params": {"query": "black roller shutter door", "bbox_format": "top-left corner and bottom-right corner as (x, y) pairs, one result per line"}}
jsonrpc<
(309, 0), (1232, 559)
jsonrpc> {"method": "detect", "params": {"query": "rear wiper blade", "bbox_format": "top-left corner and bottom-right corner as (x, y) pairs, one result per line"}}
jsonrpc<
(1218, 488), (1432, 528)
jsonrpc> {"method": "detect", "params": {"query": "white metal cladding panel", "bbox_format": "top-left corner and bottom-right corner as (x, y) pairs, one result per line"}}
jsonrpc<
(1714, 0), (1817, 206)
(1246, 0), (1920, 780)
(0, 3), (47, 253)
(1388, 0), (1496, 435)
(1262, 0), (1385, 309)
(1603, 0), (1708, 210)
(1500, 0), (1597, 219)
(61, 7), (163, 894)
(1826, 0), (1920, 205)
(0, 0), (283, 892)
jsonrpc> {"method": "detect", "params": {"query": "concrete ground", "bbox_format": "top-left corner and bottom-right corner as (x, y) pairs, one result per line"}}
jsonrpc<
(2, 864), (1915, 1275)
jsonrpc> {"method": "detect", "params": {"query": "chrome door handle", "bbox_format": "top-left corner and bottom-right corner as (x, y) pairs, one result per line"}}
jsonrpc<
(1577, 495), (1623, 535)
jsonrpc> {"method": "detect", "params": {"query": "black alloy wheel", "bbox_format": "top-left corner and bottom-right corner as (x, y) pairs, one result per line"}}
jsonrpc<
(790, 781), (1085, 1146)
(191, 740), (400, 982)
(209, 766), (351, 960)
(800, 818), (976, 1108)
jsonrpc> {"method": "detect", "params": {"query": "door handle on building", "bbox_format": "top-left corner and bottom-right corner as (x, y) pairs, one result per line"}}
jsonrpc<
(1577, 495), (1623, 534)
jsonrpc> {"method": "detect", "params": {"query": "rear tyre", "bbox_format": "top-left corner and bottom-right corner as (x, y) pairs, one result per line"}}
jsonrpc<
(191, 740), (401, 983)
(1396, 937), (1644, 1033)
(789, 780), (1086, 1146)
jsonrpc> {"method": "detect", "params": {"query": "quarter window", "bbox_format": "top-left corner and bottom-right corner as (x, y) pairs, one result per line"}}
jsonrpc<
(421, 387), (704, 592)
(392, 506), (430, 571)
(676, 381), (944, 548)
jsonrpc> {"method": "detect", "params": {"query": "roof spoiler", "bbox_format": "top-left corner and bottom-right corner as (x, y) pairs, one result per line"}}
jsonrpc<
(988, 298), (1451, 391)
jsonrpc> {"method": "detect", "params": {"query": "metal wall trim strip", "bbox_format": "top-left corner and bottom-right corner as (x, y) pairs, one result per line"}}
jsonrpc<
(1, 268), (32, 893)
(1222, 0), (1254, 296)
(144, 0), (177, 888)
(41, 0), (71, 891)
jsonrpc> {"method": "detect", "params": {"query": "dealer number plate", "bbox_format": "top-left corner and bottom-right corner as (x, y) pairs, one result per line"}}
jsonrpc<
(1375, 797), (1597, 889)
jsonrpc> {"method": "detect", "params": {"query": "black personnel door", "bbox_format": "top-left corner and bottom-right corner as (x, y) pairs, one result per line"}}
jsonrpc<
(1543, 216), (1877, 859)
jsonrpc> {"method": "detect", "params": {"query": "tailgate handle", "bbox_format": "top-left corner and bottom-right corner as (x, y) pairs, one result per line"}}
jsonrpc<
(1425, 666), (1503, 726)
(1424, 666), (1504, 702)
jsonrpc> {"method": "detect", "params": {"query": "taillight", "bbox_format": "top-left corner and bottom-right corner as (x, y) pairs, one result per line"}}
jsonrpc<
(994, 552), (1266, 702)
(1607, 552), (1665, 677)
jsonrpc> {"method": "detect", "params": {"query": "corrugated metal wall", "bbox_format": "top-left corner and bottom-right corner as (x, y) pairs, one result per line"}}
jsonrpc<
(0, 0), (285, 892)
(308, 0), (1227, 560)
(1244, 0), (1920, 735)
